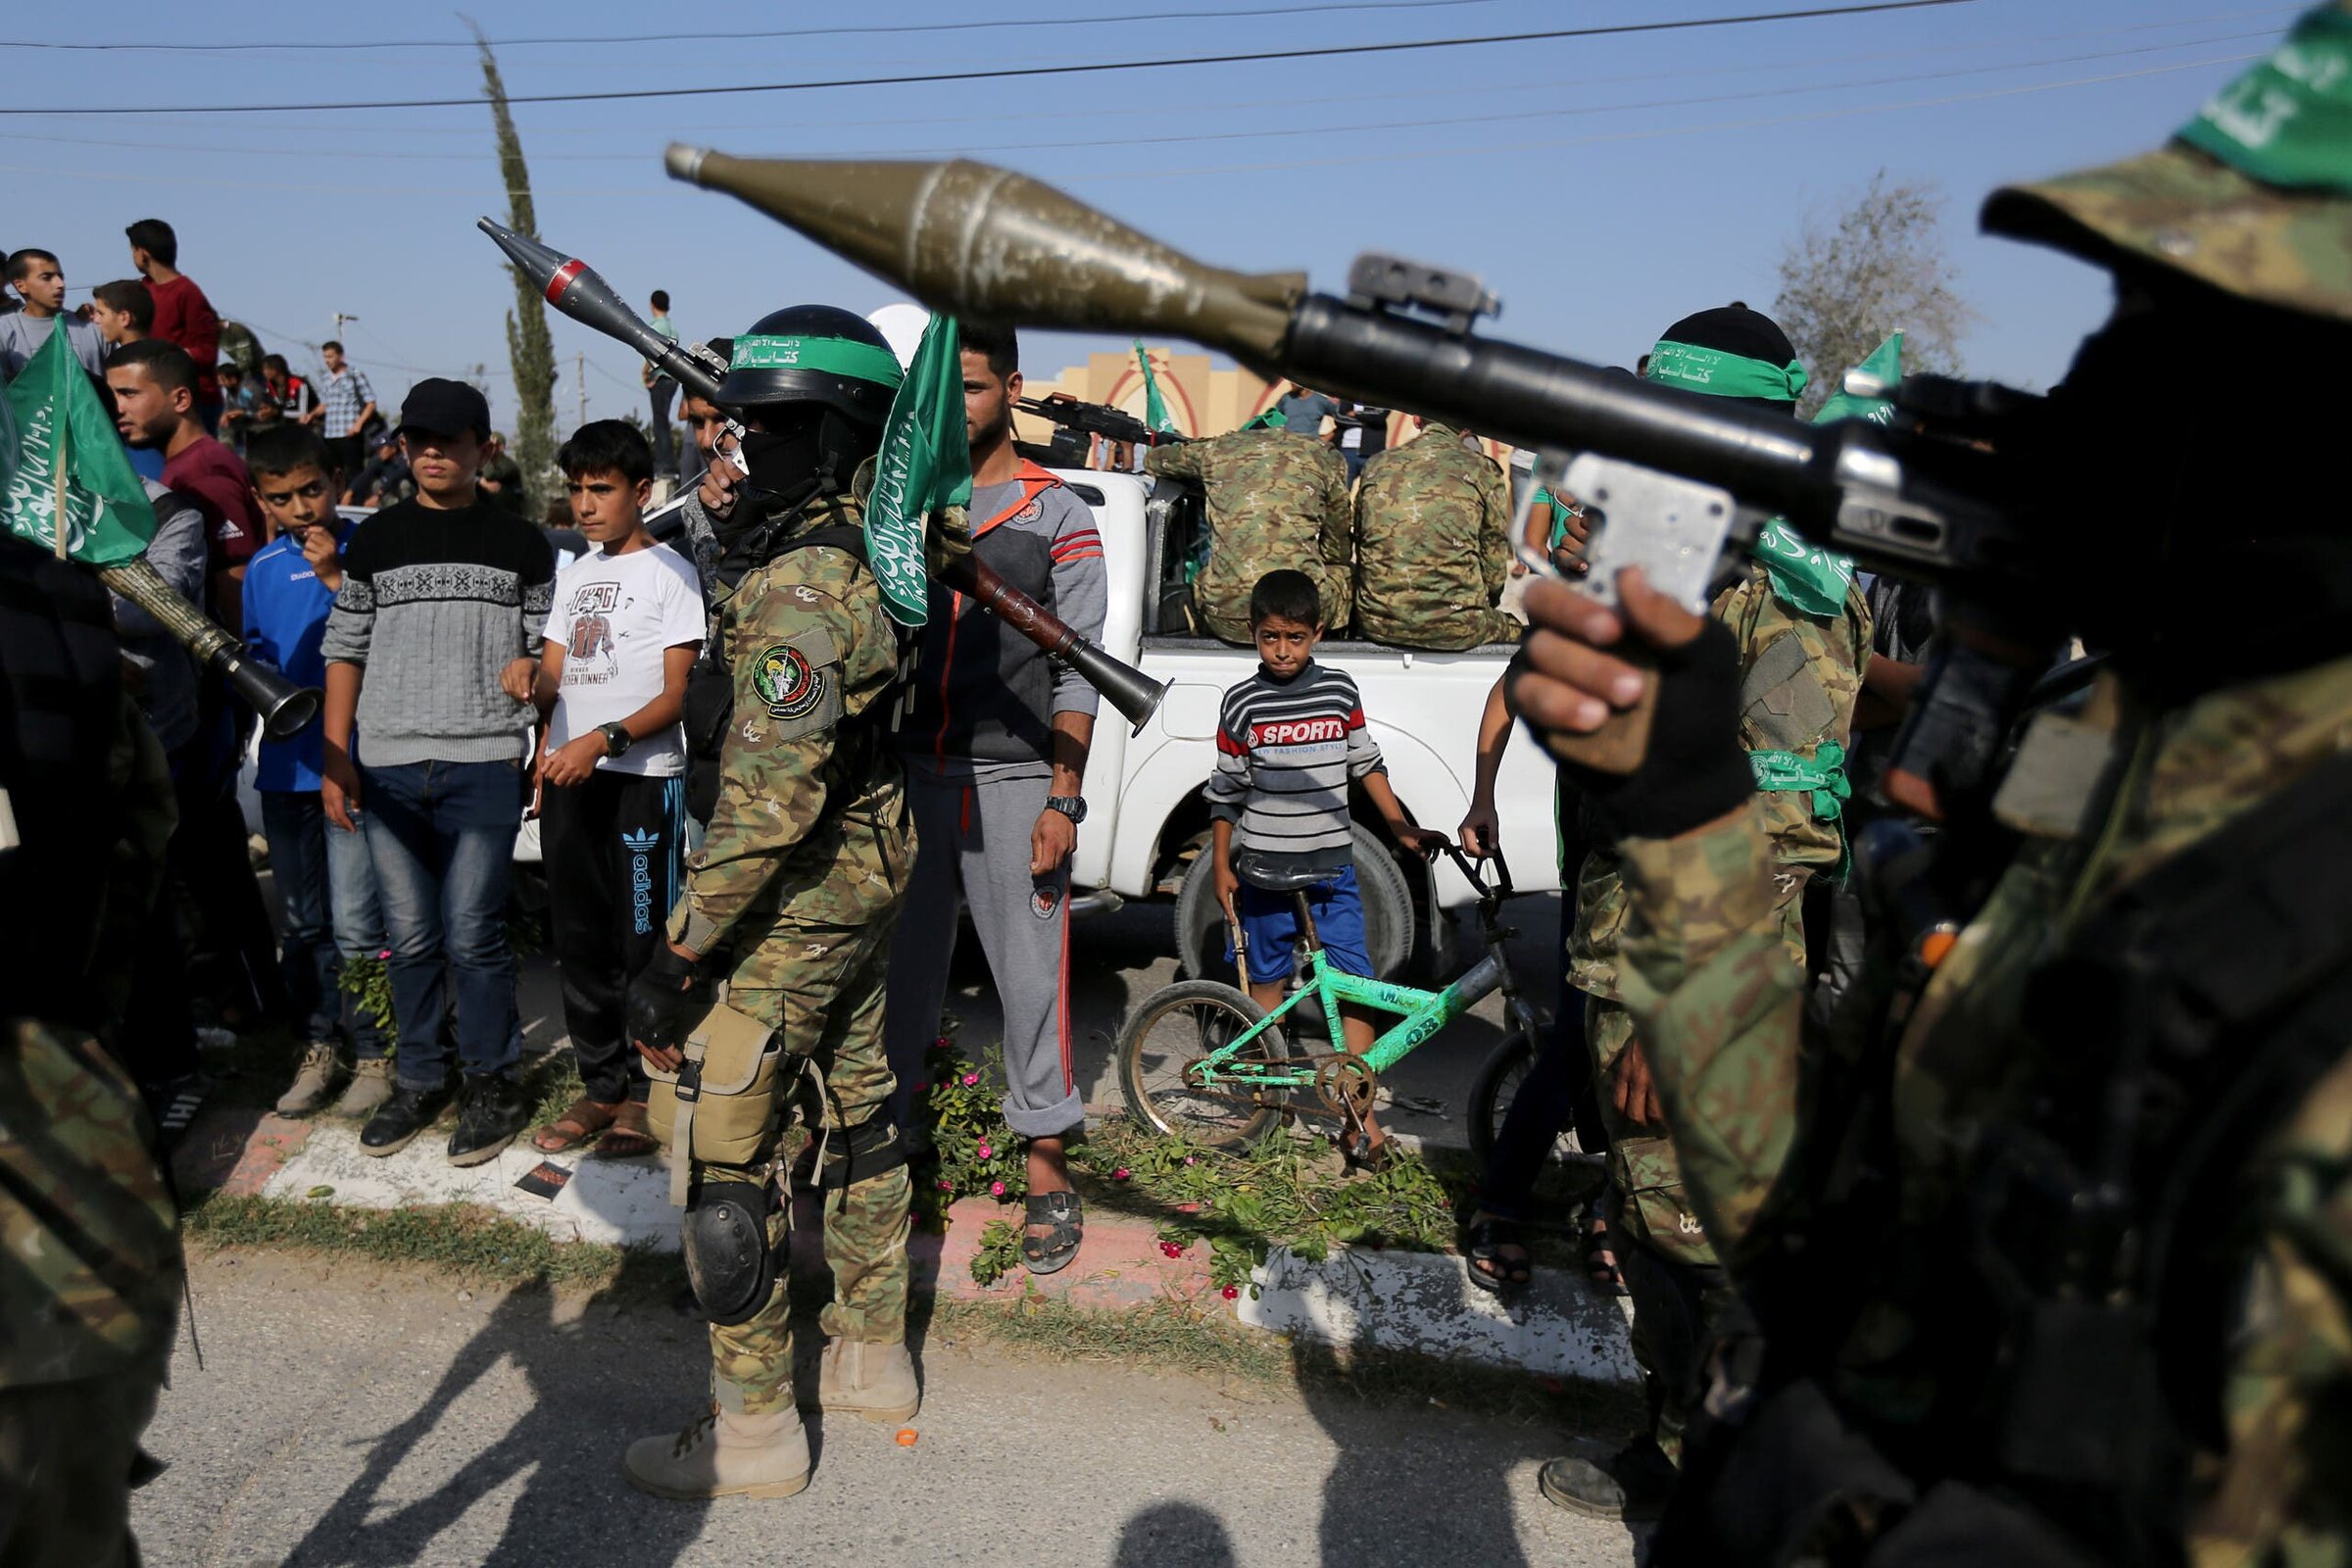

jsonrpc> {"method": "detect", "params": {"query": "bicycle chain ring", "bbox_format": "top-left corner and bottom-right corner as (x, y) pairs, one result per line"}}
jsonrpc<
(1313, 1054), (1378, 1121)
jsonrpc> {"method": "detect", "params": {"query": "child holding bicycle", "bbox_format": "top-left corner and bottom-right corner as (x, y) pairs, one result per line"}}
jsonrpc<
(1204, 569), (1446, 1167)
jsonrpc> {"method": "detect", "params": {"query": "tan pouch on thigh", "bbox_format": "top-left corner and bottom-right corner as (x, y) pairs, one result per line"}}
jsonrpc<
(645, 1000), (784, 1206)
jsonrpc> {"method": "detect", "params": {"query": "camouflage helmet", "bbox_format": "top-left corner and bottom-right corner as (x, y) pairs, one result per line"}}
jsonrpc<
(1984, 3), (2352, 322)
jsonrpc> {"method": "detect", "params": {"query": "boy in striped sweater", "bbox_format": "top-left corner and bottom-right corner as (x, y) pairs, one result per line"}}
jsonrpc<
(1204, 569), (1446, 1165)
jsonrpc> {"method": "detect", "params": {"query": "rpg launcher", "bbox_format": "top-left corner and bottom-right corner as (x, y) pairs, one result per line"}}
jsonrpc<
(662, 146), (2059, 803)
(475, 215), (1165, 736)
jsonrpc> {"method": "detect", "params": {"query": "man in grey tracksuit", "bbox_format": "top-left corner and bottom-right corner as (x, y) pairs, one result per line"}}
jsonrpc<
(882, 319), (1106, 1274)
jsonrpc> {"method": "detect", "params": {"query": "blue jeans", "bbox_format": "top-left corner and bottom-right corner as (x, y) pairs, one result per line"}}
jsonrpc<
(260, 790), (389, 1058)
(362, 760), (524, 1088)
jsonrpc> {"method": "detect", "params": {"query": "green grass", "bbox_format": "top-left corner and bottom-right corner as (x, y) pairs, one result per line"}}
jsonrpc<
(184, 1191), (651, 1295)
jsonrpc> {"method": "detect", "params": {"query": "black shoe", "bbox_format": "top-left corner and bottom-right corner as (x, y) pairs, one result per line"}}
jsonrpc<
(361, 1083), (450, 1157)
(1537, 1438), (1677, 1522)
(448, 1074), (527, 1168)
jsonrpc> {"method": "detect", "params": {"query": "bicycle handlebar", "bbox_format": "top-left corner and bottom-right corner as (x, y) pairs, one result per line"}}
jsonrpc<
(1437, 843), (1514, 903)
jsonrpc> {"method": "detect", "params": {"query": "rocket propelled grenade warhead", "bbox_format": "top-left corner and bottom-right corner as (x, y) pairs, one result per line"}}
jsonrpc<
(663, 147), (1302, 368)
(475, 216), (726, 406)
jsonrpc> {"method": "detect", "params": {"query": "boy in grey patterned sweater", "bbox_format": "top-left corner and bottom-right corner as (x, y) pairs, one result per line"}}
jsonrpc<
(320, 378), (554, 1167)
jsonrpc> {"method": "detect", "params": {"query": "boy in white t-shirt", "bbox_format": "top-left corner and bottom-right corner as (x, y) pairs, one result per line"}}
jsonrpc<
(528, 420), (705, 1157)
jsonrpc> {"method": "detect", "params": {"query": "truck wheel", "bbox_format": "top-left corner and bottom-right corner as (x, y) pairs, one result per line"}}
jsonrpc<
(1174, 822), (1412, 982)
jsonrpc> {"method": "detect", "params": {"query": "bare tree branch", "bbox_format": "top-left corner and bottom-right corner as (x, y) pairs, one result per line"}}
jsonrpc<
(1774, 169), (1974, 416)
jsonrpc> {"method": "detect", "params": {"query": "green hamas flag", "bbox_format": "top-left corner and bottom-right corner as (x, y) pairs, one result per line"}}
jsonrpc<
(866, 313), (972, 628)
(1748, 332), (1902, 616)
(1134, 340), (1177, 435)
(0, 326), (156, 565)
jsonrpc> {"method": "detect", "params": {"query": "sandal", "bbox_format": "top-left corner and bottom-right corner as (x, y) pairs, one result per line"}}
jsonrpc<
(1022, 1190), (1083, 1276)
(531, 1095), (621, 1153)
(592, 1099), (659, 1160)
(1466, 1215), (1534, 1293)
(1582, 1205), (1629, 1298)
(1337, 1130), (1395, 1174)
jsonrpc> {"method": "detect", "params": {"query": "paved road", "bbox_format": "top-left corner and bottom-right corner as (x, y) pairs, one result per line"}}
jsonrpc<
(137, 1251), (1637, 1568)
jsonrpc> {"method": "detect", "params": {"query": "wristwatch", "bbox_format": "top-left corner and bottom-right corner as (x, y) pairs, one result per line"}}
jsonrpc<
(597, 721), (634, 760)
(1045, 794), (1087, 824)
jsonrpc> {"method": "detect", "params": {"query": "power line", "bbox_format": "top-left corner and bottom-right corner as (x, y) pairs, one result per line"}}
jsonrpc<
(0, 49), (2255, 199)
(0, 8), (2277, 134)
(7, 0), (1511, 53)
(0, 28), (2258, 169)
(0, 1), (1973, 117)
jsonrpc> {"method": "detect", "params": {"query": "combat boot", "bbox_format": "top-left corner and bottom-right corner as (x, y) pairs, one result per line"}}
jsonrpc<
(623, 1405), (809, 1500)
(275, 1044), (340, 1116)
(333, 1056), (396, 1119)
(1537, 1437), (1677, 1521)
(816, 1338), (919, 1423)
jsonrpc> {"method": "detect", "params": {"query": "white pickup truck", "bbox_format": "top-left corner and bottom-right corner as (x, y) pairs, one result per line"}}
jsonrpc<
(255, 480), (1558, 977)
(1054, 466), (1559, 981)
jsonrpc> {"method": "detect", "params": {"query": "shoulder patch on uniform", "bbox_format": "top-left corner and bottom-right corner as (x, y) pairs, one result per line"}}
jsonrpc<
(752, 644), (826, 720)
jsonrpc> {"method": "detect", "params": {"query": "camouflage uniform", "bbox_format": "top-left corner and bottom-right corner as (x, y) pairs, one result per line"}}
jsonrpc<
(0, 539), (181, 1568)
(1569, 565), (1868, 1454)
(1145, 428), (1352, 644)
(1598, 15), (2352, 1555)
(665, 481), (915, 1417)
(1349, 422), (1517, 650)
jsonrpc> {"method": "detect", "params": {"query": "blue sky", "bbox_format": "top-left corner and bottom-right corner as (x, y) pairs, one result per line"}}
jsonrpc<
(0, 0), (2287, 431)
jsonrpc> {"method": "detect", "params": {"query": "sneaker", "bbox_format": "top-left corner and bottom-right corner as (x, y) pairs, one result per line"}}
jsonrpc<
(274, 1044), (341, 1116)
(624, 1405), (809, 1500)
(333, 1056), (397, 1119)
(815, 1338), (919, 1424)
(1537, 1438), (1677, 1522)
(360, 1083), (449, 1157)
(448, 1074), (527, 1168)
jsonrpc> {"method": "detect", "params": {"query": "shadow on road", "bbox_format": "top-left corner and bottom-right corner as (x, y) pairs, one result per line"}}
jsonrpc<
(276, 1247), (709, 1568)
(1113, 1499), (1242, 1567)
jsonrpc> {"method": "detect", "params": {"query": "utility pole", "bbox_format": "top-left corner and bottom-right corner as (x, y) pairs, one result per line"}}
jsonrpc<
(576, 350), (587, 427)
(332, 311), (357, 345)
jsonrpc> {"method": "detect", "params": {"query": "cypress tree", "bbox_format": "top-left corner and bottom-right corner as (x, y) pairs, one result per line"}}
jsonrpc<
(474, 26), (557, 510)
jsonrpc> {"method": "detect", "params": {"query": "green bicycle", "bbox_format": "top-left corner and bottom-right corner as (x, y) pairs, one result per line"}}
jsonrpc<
(1116, 845), (1540, 1150)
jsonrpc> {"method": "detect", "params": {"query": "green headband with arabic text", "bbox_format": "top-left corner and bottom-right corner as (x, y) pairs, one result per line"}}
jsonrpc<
(1643, 339), (1807, 403)
(729, 333), (906, 389)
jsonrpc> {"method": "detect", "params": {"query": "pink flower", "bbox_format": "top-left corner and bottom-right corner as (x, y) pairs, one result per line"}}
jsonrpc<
(1183, 1155), (1198, 1166)
(1111, 1167), (1131, 1181)
(976, 1144), (993, 1160)
(935, 1035), (952, 1048)
(376, 949), (392, 959)
(911, 1082), (929, 1096)
(936, 1179), (952, 1191)
(990, 1181), (1006, 1197)
(961, 1072), (980, 1087)
(1160, 1242), (1183, 1258)
(1221, 1285), (1240, 1300)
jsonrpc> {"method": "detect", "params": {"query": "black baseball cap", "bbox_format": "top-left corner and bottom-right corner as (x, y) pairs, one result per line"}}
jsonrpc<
(398, 377), (491, 439)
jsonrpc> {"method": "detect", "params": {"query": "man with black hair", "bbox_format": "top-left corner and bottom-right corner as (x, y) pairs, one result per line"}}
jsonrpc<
(106, 338), (263, 629)
(880, 318), (1107, 1275)
(261, 353), (314, 427)
(0, 248), (103, 380)
(320, 377), (554, 1169)
(125, 219), (220, 428)
(89, 278), (153, 350)
(317, 341), (378, 480)
(526, 420), (701, 1159)
(644, 288), (681, 478)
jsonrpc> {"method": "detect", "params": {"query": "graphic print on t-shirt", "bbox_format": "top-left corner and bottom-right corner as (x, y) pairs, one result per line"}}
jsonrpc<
(564, 579), (621, 686)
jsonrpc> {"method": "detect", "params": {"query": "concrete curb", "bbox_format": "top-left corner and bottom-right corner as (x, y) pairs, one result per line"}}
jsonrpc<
(182, 1108), (1635, 1386)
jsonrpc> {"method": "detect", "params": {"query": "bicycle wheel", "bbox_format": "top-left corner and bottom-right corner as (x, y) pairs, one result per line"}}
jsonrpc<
(1458, 1029), (1590, 1175)
(1118, 980), (1293, 1150)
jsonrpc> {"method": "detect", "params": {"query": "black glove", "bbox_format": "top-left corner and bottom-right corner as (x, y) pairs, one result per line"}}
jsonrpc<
(1532, 617), (1752, 844)
(625, 944), (703, 1060)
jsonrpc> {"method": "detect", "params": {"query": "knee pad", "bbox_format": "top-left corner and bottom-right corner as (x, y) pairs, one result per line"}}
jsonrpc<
(815, 1111), (909, 1192)
(681, 1175), (779, 1326)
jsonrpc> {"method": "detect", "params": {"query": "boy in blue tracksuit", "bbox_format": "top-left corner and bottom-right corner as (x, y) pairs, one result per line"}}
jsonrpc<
(241, 424), (390, 1117)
